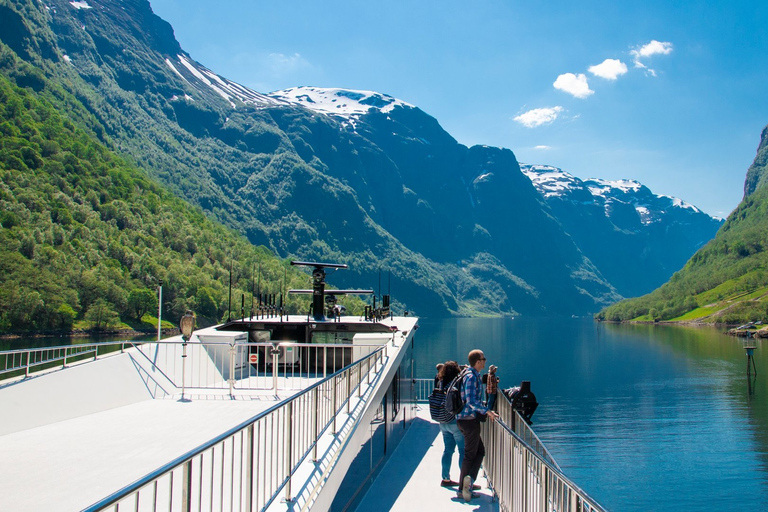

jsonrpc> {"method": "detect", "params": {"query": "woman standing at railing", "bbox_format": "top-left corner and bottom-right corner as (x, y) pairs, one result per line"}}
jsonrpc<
(433, 361), (464, 488)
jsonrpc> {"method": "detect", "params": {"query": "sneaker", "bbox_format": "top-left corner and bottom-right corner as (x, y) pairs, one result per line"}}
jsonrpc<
(472, 483), (481, 490)
(440, 479), (459, 487)
(462, 475), (473, 501)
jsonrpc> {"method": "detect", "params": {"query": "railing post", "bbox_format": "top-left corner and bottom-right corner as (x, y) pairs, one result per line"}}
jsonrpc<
(346, 369), (352, 414)
(180, 341), (188, 401)
(63, 347), (68, 368)
(25, 351), (30, 378)
(332, 376), (338, 435)
(229, 344), (236, 398)
(182, 459), (192, 512)
(284, 402), (293, 502)
(246, 424), (254, 512)
(272, 345), (279, 392)
(312, 386), (319, 462)
(358, 364), (362, 398)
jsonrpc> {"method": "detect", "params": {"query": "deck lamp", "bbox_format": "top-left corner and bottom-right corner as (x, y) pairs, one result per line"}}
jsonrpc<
(179, 310), (195, 402)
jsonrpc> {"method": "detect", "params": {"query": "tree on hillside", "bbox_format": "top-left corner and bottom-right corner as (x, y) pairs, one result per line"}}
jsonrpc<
(84, 299), (120, 331)
(127, 288), (158, 320)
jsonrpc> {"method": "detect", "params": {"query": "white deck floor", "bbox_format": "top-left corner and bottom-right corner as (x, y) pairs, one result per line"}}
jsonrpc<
(0, 395), (287, 512)
(356, 406), (499, 512)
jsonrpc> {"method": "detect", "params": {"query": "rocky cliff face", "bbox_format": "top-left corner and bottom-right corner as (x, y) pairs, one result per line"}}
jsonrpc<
(744, 124), (768, 197)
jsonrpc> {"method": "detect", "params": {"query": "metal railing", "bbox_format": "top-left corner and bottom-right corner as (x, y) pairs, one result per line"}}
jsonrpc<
(83, 346), (387, 512)
(484, 393), (606, 512)
(1, 339), (388, 396)
(495, 392), (560, 471)
(413, 378), (557, 466)
(131, 340), (387, 395)
(414, 378), (604, 511)
(0, 341), (130, 383)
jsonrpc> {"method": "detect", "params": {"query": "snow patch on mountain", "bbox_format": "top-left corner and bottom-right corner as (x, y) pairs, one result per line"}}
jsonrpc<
(521, 163), (703, 225)
(69, 1), (92, 9)
(165, 55), (285, 108)
(269, 87), (414, 118)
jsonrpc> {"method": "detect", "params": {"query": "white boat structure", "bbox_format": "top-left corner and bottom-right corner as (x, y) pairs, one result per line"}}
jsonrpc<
(0, 262), (606, 512)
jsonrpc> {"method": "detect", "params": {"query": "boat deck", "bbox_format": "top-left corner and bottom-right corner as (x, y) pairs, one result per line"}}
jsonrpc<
(0, 392), (289, 512)
(356, 406), (498, 511)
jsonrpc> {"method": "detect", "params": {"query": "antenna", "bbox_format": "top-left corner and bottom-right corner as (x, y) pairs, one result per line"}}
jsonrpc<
(250, 263), (255, 319)
(227, 254), (233, 322)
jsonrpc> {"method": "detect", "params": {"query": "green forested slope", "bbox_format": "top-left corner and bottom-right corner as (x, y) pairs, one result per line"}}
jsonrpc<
(598, 129), (768, 324)
(0, 70), (321, 332)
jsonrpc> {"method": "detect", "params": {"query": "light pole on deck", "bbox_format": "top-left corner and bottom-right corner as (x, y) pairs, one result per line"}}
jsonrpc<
(179, 310), (195, 402)
(157, 279), (163, 342)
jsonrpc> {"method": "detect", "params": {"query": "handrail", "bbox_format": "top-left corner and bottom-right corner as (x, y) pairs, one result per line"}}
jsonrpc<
(83, 346), (387, 512)
(482, 412), (607, 512)
(0, 341), (131, 382)
(1, 339), (389, 395)
(413, 378), (560, 470)
(414, 378), (602, 510)
(496, 391), (561, 471)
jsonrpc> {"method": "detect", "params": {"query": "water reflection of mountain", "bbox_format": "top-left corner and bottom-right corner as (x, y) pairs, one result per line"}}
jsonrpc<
(600, 322), (768, 477)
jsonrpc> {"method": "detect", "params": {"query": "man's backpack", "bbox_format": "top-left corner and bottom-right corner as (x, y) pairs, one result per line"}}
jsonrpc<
(428, 383), (454, 423)
(443, 369), (467, 416)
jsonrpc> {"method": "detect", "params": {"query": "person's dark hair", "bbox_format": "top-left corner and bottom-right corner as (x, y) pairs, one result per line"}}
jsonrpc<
(438, 360), (460, 385)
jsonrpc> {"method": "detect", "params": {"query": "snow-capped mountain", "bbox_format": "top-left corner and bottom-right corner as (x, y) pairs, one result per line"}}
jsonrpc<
(269, 87), (414, 118)
(520, 164), (723, 297)
(521, 164), (709, 227)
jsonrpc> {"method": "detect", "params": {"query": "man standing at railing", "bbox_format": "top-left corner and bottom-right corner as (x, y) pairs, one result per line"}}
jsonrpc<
(456, 349), (499, 502)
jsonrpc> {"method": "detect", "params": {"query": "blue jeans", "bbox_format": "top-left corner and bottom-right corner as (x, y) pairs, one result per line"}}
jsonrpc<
(439, 420), (465, 480)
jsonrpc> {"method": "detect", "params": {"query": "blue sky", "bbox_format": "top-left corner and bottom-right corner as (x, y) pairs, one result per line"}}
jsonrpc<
(149, 0), (768, 218)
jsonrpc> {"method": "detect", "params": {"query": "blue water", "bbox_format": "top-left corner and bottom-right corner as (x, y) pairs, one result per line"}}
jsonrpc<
(413, 317), (768, 511)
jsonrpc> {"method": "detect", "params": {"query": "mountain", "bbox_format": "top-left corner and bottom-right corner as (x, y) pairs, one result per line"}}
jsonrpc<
(598, 125), (768, 324)
(521, 164), (723, 298)
(0, 70), (317, 334)
(0, 0), (721, 320)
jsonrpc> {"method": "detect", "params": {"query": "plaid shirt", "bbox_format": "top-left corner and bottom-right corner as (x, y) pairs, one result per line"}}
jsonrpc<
(486, 373), (499, 394)
(457, 367), (489, 420)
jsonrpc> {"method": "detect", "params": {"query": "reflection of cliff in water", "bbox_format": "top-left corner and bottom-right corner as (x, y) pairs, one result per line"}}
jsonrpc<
(600, 322), (768, 474)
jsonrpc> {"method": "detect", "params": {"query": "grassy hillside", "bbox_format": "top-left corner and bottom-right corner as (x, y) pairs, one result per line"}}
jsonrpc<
(0, 67), (348, 333)
(597, 157), (768, 325)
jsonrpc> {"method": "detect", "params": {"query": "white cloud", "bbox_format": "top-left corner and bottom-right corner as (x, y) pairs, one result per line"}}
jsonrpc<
(267, 52), (309, 72)
(588, 59), (628, 80)
(533, 145), (552, 150)
(514, 107), (564, 128)
(630, 40), (673, 74)
(553, 73), (594, 99)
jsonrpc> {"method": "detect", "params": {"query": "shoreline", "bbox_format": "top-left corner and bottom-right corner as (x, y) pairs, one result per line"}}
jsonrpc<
(0, 328), (180, 340)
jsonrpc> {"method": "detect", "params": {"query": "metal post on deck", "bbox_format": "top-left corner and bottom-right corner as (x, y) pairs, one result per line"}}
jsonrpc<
(284, 402), (293, 502)
(246, 424), (255, 512)
(332, 376), (338, 435)
(272, 345), (279, 392)
(346, 370), (352, 414)
(229, 344), (236, 398)
(312, 386), (319, 461)
(182, 459), (192, 512)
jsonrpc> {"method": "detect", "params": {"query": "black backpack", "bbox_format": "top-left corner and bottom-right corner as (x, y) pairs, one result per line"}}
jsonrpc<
(444, 369), (467, 416)
(428, 382), (455, 423)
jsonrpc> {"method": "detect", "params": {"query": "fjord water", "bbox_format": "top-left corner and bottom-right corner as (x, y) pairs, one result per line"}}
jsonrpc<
(414, 317), (768, 511)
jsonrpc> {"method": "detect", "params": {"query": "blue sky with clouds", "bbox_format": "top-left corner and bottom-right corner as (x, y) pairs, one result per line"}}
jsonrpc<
(150, 0), (768, 218)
